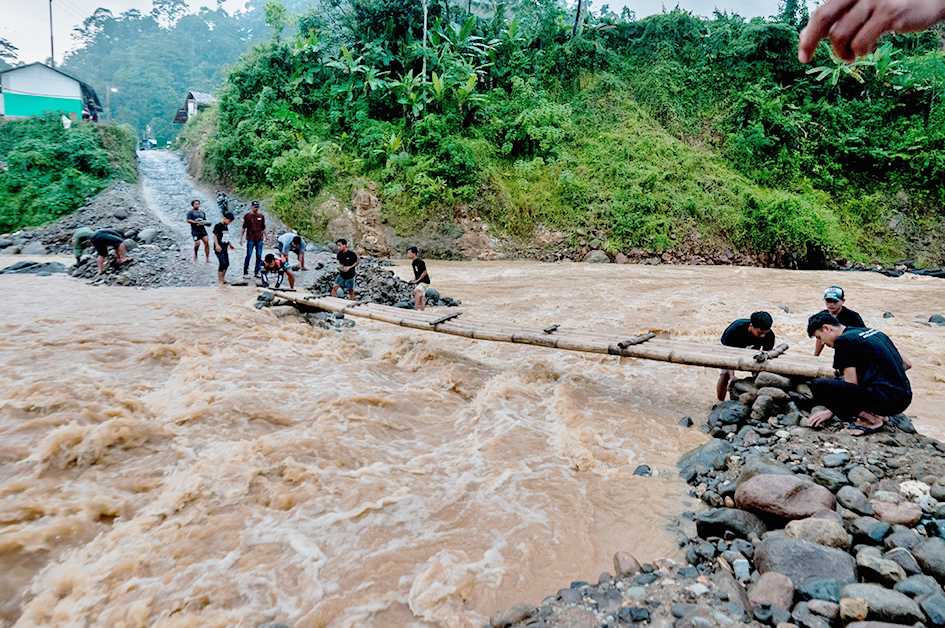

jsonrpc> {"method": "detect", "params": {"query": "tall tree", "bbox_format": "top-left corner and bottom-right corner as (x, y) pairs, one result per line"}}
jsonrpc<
(0, 36), (18, 69)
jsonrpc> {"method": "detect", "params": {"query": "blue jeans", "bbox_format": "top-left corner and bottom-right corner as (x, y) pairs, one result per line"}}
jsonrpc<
(244, 239), (263, 275)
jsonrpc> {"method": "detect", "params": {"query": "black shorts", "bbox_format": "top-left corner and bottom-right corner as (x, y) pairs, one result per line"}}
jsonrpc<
(91, 233), (123, 257)
(216, 249), (230, 272)
(192, 226), (208, 240)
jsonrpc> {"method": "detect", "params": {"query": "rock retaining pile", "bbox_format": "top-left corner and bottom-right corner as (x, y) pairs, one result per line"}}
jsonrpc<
(496, 372), (945, 628)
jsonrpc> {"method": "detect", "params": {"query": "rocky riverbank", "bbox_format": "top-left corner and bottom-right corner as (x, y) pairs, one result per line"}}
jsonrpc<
(493, 373), (945, 628)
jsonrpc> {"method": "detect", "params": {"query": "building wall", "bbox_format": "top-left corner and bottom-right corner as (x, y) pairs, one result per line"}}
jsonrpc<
(1, 65), (83, 118)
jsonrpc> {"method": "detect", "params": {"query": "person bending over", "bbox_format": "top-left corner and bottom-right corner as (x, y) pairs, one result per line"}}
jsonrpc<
(90, 229), (131, 274)
(72, 227), (95, 264)
(806, 310), (912, 434)
(187, 199), (211, 264)
(277, 232), (307, 270)
(261, 253), (295, 290)
(213, 212), (236, 285)
(716, 311), (775, 401)
(331, 239), (358, 300)
(406, 246), (431, 311)
(815, 285), (865, 356)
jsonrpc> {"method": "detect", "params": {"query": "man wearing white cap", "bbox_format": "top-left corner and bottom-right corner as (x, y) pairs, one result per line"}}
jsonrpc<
(814, 286), (865, 356)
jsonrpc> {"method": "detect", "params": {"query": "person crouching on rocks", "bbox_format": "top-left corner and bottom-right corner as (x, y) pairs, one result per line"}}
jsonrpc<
(716, 311), (775, 401)
(331, 239), (358, 300)
(806, 310), (912, 435)
(86, 228), (131, 274)
(260, 253), (295, 290)
(213, 212), (236, 285)
(814, 285), (865, 356)
(406, 246), (431, 311)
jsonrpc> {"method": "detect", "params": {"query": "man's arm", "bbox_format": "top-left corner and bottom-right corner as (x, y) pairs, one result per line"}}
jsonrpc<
(814, 338), (825, 357)
(799, 0), (945, 63)
(240, 217), (248, 243)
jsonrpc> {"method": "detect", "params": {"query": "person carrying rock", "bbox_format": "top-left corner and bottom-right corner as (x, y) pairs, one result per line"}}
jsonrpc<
(331, 239), (358, 300)
(406, 246), (431, 311)
(241, 201), (266, 278)
(260, 253), (295, 290)
(716, 312), (776, 401)
(806, 310), (912, 434)
(213, 212), (236, 286)
(84, 228), (131, 274)
(187, 199), (211, 264)
(814, 285), (865, 356)
(277, 232), (307, 270)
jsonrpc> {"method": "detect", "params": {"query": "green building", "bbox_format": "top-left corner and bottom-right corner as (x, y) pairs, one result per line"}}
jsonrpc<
(0, 62), (101, 119)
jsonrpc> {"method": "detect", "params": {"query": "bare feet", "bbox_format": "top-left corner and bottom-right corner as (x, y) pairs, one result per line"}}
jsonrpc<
(855, 411), (886, 429)
(807, 409), (834, 429)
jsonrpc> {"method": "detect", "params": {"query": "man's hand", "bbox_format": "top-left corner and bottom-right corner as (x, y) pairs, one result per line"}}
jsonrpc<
(800, 0), (945, 63)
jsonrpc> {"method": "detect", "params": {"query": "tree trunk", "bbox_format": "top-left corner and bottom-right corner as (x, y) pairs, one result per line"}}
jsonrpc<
(572, 0), (582, 37)
(422, 0), (428, 80)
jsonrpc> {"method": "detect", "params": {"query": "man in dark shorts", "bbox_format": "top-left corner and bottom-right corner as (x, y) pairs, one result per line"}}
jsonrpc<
(187, 199), (211, 263)
(716, 311), (775, 401)
(89, 229), (131, 274)
(814, 285), (865, 356)
(261, 253), (295, 289)
(406, 246), (431, 310)
(331, 239), (358, 300)
(806, 310), (912, 434)
(213, 212), (236, 285)
(241, 201), (266, 278)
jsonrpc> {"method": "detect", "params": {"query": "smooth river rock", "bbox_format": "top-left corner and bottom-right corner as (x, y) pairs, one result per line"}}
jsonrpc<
(748, 572), (795, 610)
(785, 517), (851, 549)
(736, 474), (836, 520)
(913, 537), (945, 580)
(856, 547), (907, 586)
(840, 583), (924, 624)
(754, 536), (858, 587)
(696, 508), (767, 540)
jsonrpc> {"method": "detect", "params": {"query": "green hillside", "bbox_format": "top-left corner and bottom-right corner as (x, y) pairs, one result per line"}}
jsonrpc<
(180, 0), (945, 267)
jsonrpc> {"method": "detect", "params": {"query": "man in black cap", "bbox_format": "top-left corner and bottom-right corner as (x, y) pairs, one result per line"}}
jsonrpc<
(716, 311), (776, 401)
(815, 285), (865, 356)
(806, 310), (912, 434)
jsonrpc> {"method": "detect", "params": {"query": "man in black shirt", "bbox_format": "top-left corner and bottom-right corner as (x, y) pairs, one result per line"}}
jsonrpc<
(406, 246), (431, 310)
(186, 199), (211, 264)
(814, 286), (865, 356)
(213, 212), (236, 285)
(716, 311), (775, 401)
(90, 229), (131, 274)
(806, 310), (912, 434)
(331, 238), (358, 300)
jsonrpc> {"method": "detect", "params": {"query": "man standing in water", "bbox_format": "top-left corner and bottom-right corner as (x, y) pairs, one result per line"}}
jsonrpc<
(241, 201), (266, 278)
(331, 239), (358, 300)
(716, 312), (776, 401)
(213, 212), (236, 285)
(814, 286), (865, 356)
(406, 246), (431, 311)
(186, 199), (211, 264)
(806, 310), (912, 434)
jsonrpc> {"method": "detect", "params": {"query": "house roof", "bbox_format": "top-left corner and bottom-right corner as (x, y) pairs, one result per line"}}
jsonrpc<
(187, 91), (217, 107)
(0, 62), (102, 110)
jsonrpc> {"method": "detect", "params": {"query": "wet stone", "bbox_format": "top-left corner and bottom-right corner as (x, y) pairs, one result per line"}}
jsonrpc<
(616, 607), (650, 623)
(894, 574), (942, 599)
(823, 452), (850, 468)
(813, 467), (849, 493)
(792, 601), (831, 628)
(806, 599), (839, 620)
(749, 571), (795, 610)
(921, 592), (945, 626)
(838, 486), (874, 516)
(695, 508), (767, 540)
(884, 528), (921, 551)
(632, 464), (652, 477)
(848, 466), (880, 490)
(755, 536), (857, 588)
(841, 583), (924, 624)
(884, 548), (922, 576)
(849, 517), (892, 545)
(856, 546), (907, 586)
(797, 578), (843, 604)
(913, 538), (945, 581)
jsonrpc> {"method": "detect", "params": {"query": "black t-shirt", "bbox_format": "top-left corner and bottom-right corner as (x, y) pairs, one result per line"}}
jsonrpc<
(213, 222), (229, 247)
(412, 258), (430, 284)
(337, 250), (358, 279)
(833, 327), (910, 397)
(187, 209), (207, 234)
(835, 307), (865, 329)
(721, 319), (775, 350)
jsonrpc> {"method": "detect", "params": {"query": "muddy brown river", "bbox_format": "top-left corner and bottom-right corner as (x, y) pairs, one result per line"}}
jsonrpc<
(1, 262), (943, 626)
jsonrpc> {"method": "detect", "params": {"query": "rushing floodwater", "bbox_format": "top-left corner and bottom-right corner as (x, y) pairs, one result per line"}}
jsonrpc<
(1, 261), (944, 627)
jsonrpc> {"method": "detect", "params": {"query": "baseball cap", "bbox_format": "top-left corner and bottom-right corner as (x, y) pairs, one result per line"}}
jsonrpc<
(251, 201), (260, 208)
(823, 286), (844, 302)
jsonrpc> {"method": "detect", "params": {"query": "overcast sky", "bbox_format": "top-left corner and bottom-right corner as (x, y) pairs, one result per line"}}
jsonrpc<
(1, 0), (796, 65)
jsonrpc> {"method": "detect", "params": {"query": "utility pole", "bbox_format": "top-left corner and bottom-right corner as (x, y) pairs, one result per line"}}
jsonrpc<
(49, 0), (56, 67)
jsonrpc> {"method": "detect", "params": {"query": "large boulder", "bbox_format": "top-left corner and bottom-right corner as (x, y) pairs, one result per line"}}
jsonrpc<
(138, 227), (159, 243)
(583, 250), (610, 263)
(736, 474), (836, 520)
(678, 439), (734, 482)
(872, 500), (922, 527)
(755, 535), (858, 587)
(708, 400), (749, 428)
(696, 508), (767, 540)
(840, 583), (924, 624)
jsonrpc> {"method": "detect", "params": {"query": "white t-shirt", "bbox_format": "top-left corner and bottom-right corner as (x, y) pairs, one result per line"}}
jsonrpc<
(278, 232), (304, 253)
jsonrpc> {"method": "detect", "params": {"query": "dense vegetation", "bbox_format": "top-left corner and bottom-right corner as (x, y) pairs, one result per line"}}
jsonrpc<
(0, 117), (137, 232)
(56, 0), (308, 144)
(181, 0), (945, 266)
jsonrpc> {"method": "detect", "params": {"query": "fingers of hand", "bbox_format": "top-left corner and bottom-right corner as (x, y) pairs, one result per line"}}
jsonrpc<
(851, 12), (890, 57)
(828, 0), (875, 61)
(799, 0), (859, 62)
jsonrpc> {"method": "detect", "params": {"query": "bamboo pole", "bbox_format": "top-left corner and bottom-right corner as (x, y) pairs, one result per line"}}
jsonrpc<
(266, 291), (836, 378)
